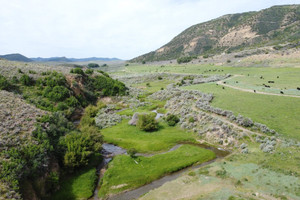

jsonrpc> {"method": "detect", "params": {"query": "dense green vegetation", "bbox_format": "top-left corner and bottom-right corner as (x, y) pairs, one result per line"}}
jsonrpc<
(88, 63), (100, 68)
(51, 154), (102, 200)
(177, 56), (196, 64)
(184, 83), (300, 140)
(165, 114), (180, 126)
(98, 145), (216, 197)
(0, 74), (10, 90)
(5, 70), (128, 115)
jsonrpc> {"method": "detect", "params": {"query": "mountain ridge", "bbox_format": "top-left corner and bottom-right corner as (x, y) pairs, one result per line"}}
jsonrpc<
(0, 53), (32, 62)
(131, 4), (300, 62)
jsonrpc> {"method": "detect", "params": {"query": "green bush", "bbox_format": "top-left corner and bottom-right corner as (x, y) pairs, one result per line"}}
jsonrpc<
(177, 56), (196, 64)
(60, 127), (102, 168)
(66, 96), (80, 107)
(70, 68), (85, 75)
(85, 69), (94, 74)
(0, 75), (10, 90)
(57, 102), (69, 111)
(166, 114), (180, 126)
(88, 63), (100, 68)
(189, 117), (195, 123)
(20, 74), (34, 86)
(43, 86), (69, 102)
(137, 113), (158, 132)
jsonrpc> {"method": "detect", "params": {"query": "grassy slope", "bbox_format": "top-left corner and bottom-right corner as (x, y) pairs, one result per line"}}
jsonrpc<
(101, 120), (196, 153)
(132, 79), (175, 94)
(183, 83), (300, 140)
(98, 145), (216, 197)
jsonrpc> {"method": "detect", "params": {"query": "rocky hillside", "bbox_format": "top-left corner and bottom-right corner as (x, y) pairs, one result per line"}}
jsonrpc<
(131, 4), (300, 62)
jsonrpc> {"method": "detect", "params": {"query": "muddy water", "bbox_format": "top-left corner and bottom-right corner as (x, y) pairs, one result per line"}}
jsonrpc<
(92, 143), (229, 200)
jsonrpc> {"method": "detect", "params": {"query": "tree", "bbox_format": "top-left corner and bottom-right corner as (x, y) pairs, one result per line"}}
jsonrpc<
(137, 113), (158, 132)
(88, 63), (100, 68)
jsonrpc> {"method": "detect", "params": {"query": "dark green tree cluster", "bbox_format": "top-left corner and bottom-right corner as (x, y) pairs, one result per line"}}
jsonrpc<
(87, 63), (100, 68)
(137, 113), (159, 132)
(165, 114), (180, 126)
(60, 126), (102, 168)
(91, 75), (127, 96)
(70, 67), (85, 75)
(177, 56), (197, 64)
(0, 112), (103, 195)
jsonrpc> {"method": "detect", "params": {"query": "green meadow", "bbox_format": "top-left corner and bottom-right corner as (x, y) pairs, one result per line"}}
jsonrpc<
(183, 83), (300, 140)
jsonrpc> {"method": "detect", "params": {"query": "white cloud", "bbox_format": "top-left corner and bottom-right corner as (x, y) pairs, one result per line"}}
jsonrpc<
(0, 0), (299, 59)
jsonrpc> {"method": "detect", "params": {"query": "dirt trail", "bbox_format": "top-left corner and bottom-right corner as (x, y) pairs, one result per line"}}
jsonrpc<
(217, 75), (300, 98)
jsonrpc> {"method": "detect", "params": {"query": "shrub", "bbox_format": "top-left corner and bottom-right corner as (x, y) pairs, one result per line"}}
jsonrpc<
(189, 117), (195, 123)
(60, 128), (102, 168)
(166, 114), (180, 126)
(128, 148), (137, 158)
(29, 70), (37, 74)
(70, 67), (84, 75)
(57, 102), (68, 111)
(66, 96), (80, 107)
(88, 63), (100, 68)
(177, 56), (196, 64)
(137, 113), (158, 132)
(85, 69), (94, 74)
(43, 86), (69, 102)
(20, 74), (34, 86)
(11, 76), (19, 84)
(0, 75), (10, 90)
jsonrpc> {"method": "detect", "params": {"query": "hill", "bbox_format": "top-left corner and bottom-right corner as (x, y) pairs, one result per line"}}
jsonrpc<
(0, 53), (32, 62)
(131, 4), (300, 62)
(31, 57), (121, 62)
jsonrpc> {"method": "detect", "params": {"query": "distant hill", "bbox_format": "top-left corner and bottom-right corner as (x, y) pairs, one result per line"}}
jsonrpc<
(31, 57), (121, 62)
(0, 54), (32, 62)
(131, 4), (300, 62)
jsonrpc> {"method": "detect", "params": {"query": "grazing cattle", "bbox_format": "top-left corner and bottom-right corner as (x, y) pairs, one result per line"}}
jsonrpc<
(268, 81), (275, 83)
(280, 91), (284, 94)
(254, 90), (256, 93)
(223, 81), (226, 84)
(216, 84), (218, 86)
(297, 87), (300, 90)
(264, 85), (270, 88)
(222, 87), (225, 89)
(260, 76), (263, 79)
(236, 81), (239, 83)
(277, 76), (279, 78)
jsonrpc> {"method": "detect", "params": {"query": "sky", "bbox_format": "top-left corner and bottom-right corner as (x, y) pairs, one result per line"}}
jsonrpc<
(0, 0), (299, 60)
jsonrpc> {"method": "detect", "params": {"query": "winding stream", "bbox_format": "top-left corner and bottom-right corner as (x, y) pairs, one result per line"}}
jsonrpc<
(91, 142), (229, 200)
(91, 111), (229, 200)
